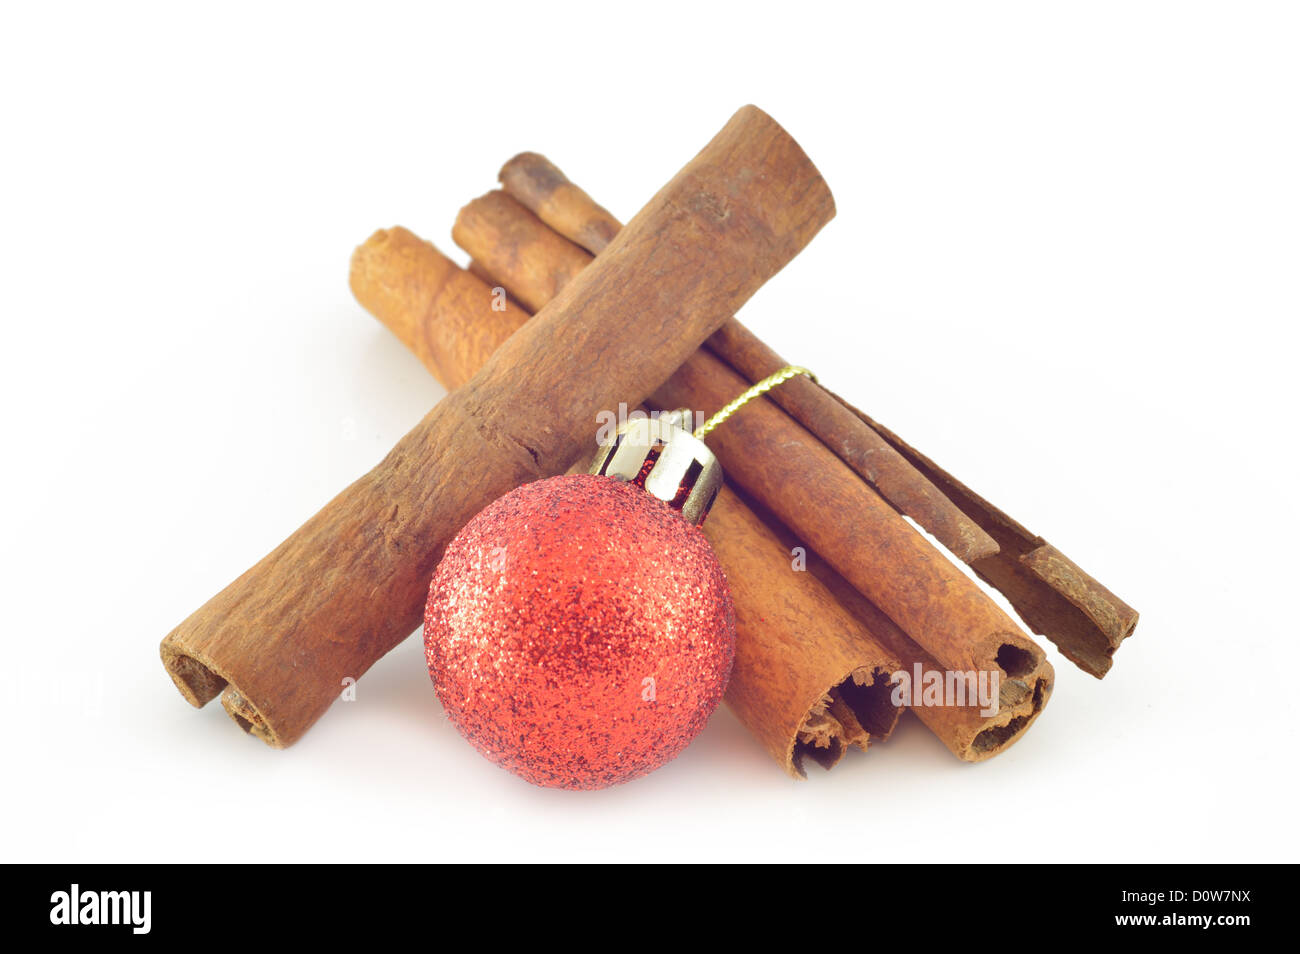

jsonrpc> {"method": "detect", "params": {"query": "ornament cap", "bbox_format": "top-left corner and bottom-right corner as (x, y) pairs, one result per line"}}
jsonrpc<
(590, 410), (723, 525)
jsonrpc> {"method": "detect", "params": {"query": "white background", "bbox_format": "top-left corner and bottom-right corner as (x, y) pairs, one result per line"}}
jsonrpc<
(3, 2), (1297, 863)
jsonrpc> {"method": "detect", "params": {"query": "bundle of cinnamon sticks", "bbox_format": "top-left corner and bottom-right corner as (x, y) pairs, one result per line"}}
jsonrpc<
(161, 106), (1137, 777)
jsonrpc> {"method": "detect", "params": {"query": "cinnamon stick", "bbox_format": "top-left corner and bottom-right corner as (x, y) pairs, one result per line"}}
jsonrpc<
(499, 153), (622, 255)
(707, 491), (902, 771)
(453, 192), (1049, 703)
(452, 191), (587, 314)
(495, 154), (998, 564)
(160, 105), (837, 746)
(497, 152), (1137, 679)
(352, 226), (903, 776)
(355, 229), (527, 390)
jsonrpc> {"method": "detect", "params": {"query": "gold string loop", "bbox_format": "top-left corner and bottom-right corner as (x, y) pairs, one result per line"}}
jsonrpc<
(693, 365), (816, 440)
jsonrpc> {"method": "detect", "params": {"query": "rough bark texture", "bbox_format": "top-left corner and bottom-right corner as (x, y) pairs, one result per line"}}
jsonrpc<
(453, 191), (590, 314)
(652, 351), (1045, 679)
(353, 226), (903, 777)
(499, 152), (623, 255)
(160, 105), (836, 746)
(705, 489), (902, 773)
(351, 227), (528, 390)
(704, 320), (996, 560)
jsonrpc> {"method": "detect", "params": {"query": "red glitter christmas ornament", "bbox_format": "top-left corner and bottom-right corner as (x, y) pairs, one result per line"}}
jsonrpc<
(424, 411), (736, 789)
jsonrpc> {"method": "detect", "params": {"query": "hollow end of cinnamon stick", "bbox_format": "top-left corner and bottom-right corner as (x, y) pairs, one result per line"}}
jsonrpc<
(703, 487), (903, 777)
(962, 670), (1054, 760)
(793, 665), (902, 774)
(221, 686), (279, 746)
(160, 641), (286, 748)
(159, 641), (224, 708)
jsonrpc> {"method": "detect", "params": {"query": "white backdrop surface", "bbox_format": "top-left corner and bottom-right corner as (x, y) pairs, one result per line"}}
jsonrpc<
(2, 2), (1296, 862)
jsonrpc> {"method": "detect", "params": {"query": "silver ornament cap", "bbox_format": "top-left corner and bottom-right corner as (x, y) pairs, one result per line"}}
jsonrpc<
(589, 409), (723, 526)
